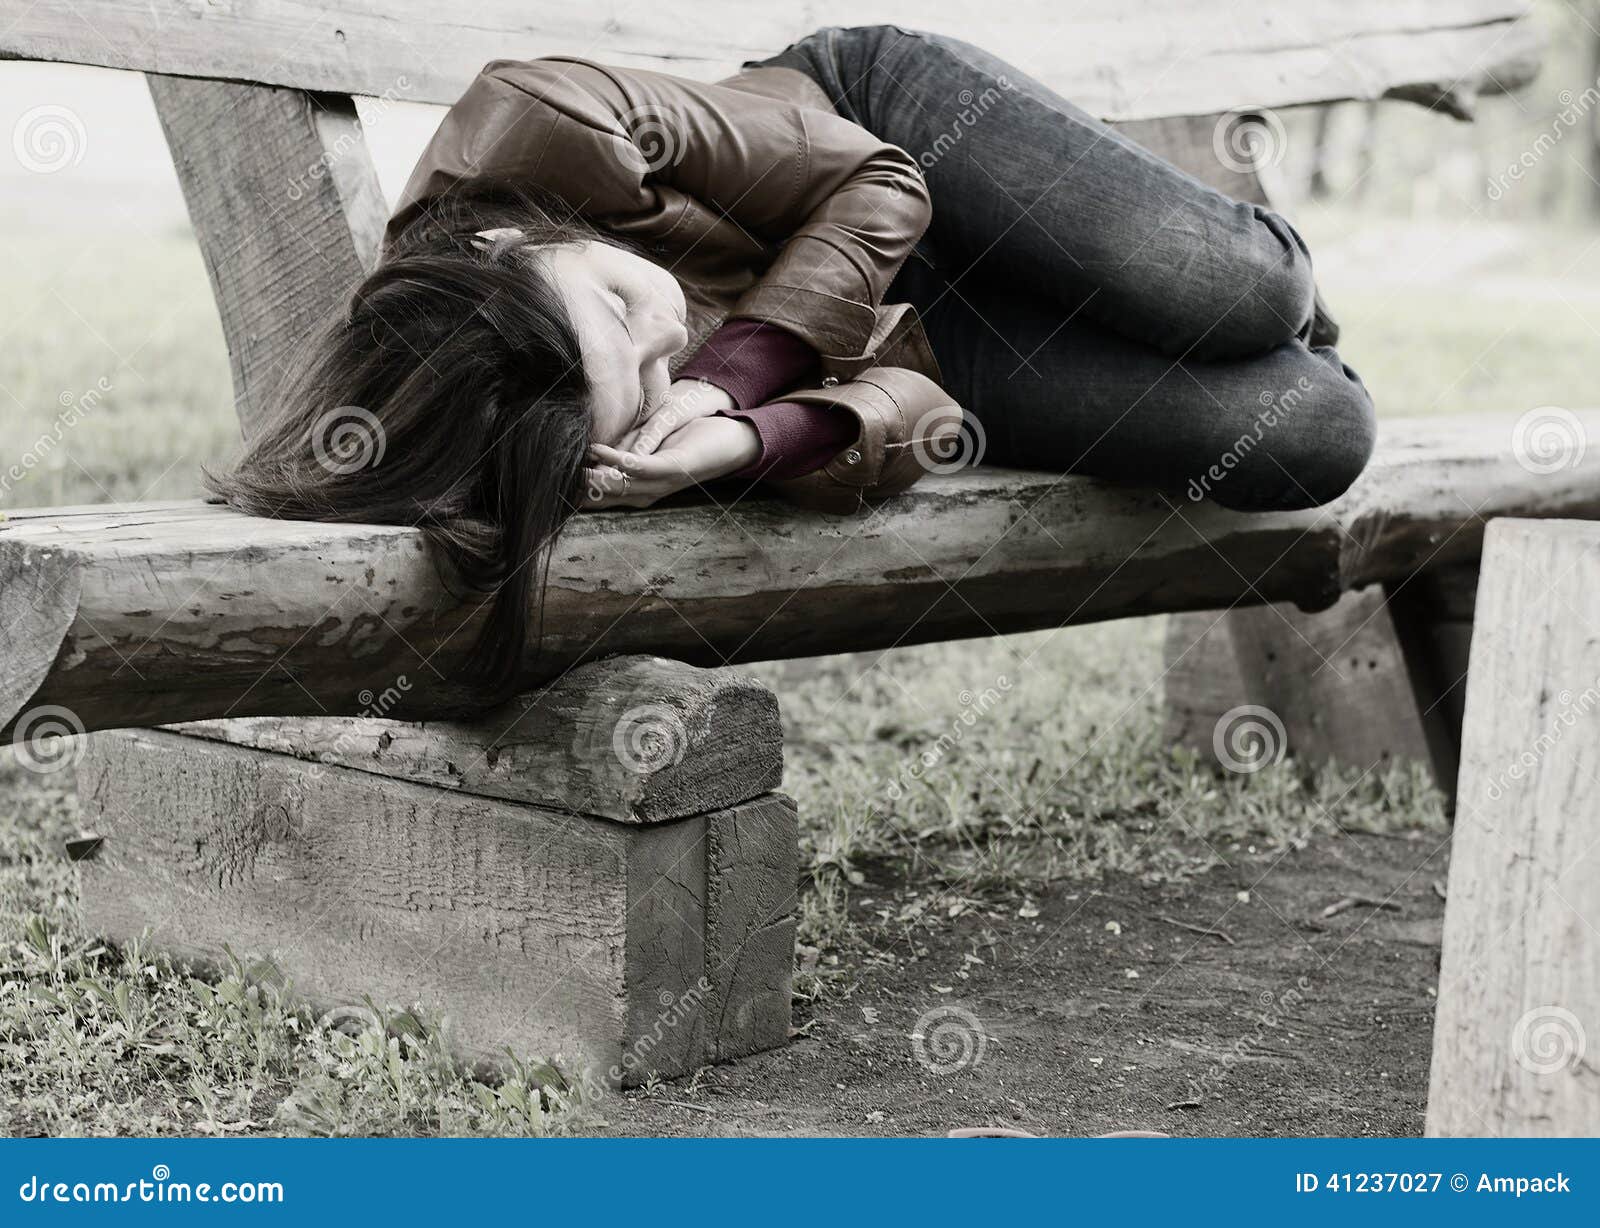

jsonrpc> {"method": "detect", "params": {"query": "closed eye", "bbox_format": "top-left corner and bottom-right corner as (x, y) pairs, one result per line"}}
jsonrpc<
(607, 290), (634, 340)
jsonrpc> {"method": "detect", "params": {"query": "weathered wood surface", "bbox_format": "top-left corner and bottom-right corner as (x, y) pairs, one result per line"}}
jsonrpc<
(171, 656), (783, 823)
(1385, 562), (1480, 790)
(78, 727), (798, 1083)
(1427, 519), (1600, 1136)
(6, 412), (1600, 738)
(1163, 589), (1436, 777)
(0, 1), (1539, 120)
(1164, 564), (1479, 792)
(148, 76), (387, 435)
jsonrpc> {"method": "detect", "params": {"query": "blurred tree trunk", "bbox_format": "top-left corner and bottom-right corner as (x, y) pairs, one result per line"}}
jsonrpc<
(1308, 105), (1335, 198)
(1304, 102), (1380, 202)
(1353, 102), (1378, 203)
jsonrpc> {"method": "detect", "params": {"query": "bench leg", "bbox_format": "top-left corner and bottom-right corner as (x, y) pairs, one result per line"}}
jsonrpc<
(1427, 521), (1600, 1135)
(1163, 566), (1476, 799)
(75, 662), (797, 1089)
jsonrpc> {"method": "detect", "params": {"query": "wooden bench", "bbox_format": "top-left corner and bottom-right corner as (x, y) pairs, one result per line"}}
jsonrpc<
(0, 1), (1563, 1087)
(1428, 518), (1600, 1136)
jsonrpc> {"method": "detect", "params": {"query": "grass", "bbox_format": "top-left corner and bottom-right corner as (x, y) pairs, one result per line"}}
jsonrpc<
(746, 629), (1448, 963)
(0, 227), (235, 508)
(0, 208), (1594, 1134)
(0, 760), (589, 1137)
(1308, 219), (1600, 418)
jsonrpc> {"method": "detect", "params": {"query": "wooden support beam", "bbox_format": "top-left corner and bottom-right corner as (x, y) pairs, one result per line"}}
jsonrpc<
(1427, 519), (1600, 1136)
(147, 76), (388, 435)
(1, 1), (1540, 120)
(76, 656), (797, 1085)
(1163, 563), (1479, 794)
(170, 655), (783, 823)
(1163, 588), (1437, 779)
(1385, 562), (1480, 792)
(4, 413), (1600, 739)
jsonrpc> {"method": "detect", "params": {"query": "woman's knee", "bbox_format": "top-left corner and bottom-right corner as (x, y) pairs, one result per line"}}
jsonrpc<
(1207, 349), (1376, 511)
(1188, 206), (1318, 361)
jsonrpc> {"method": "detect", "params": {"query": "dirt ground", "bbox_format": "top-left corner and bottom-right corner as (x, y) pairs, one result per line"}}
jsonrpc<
(603, 827), (1450, 1138)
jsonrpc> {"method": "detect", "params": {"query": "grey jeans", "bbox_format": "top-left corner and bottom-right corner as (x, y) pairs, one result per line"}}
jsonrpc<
(754, 26), (1376, 511)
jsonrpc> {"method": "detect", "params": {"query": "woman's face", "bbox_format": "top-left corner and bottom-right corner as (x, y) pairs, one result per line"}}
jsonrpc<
(540, 241), (689, 446)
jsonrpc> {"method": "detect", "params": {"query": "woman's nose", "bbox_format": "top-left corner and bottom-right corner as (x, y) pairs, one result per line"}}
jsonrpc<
(655, 312), (689, 358)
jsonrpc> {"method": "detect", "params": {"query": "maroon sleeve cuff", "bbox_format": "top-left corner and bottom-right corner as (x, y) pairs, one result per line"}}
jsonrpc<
(677, 319), (818, 412)
(721, 401), (859, 481)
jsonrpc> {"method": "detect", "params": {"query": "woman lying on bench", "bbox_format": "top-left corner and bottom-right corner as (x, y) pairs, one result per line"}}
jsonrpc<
(213, 25), (1376, 680)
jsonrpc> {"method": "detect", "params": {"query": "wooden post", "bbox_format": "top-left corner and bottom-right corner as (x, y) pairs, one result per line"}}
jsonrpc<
(1164, 565), (1477, 797)
(1427, 519), (1600, 1136)
(1164, 590), (1434, 777)
(76, 657), (798, 1087)
(147, 76), (388, 435)
(1384, 563), (1479, 792)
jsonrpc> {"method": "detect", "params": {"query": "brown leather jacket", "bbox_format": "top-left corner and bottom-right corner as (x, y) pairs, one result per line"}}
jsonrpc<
(387, 57), (961, 513)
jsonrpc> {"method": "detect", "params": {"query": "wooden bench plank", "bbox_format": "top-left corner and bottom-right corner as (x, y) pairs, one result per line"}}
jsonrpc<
(148, 76), (387, 434)
(1427, 519), (1600, 1135)
(5, 411), (1599, 738)
(0, 1), (1539, 119)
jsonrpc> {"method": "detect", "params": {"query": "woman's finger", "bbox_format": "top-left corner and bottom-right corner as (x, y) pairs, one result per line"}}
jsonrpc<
(631, 406), (694, 456)
(578, 465), (618, 509)
(591, 443), (688, 481)
(588, 443), (644, 472)
(579, 459), (692, 510)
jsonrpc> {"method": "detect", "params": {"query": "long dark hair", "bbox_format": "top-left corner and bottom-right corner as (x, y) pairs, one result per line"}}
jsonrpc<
(207, 188), (593, 697)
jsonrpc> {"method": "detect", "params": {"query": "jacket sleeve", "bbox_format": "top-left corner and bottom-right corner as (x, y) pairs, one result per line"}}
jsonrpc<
(387, 57), (932, 362)
(764, 367), (967, 514)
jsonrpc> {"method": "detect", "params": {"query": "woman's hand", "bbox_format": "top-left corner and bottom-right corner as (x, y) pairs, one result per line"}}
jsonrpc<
(618, 378), (736, 455)
(581, 415), (761, 509)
